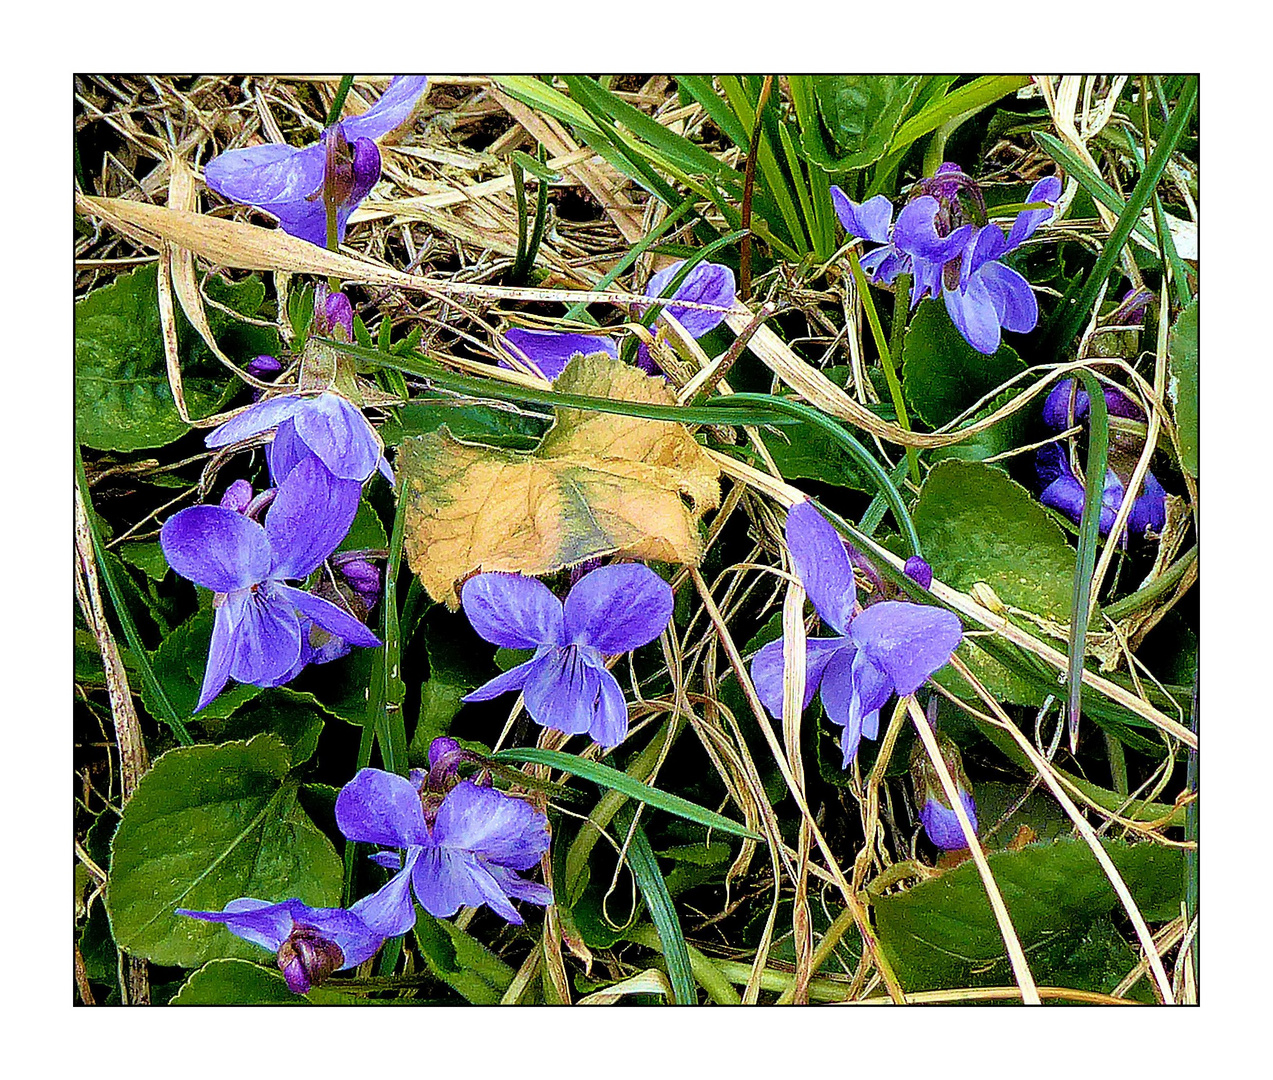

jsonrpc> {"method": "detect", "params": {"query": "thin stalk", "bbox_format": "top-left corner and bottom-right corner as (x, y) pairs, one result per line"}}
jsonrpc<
(325, 75), (355, 127)
(740, 75), (775, 301)
(1101, 545), (1197, 619)
(848, 254), (920, 485)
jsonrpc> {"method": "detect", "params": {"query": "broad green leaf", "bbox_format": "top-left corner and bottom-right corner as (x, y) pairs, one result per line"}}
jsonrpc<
(339, 497), (388, 552)
(1168, 298), (1199, 477)
(105, 735), (342, 967)
(927, 389), (1030, 467)
(75, 264), (280, 452)
(206, 688), (328, 765)
(490, 747), (761, 841)
(171, 958), (364, 1004)
(413, 913), (515, 1004)
(407, 609), (489, 763)
(142, 611), (264, 722)
(915, 460), (1075, 620)
(806, 75), (921, 170)
(759, 422), (879, 491)
(873, 838), (1183, 992)
(117, 541), (170, 582)
(901, 299), (1026, 428)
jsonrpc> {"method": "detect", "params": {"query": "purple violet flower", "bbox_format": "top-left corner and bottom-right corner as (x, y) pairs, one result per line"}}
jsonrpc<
(204, 76), (429, 247)
(176, 897), (384, 994)
(943, 176), (1062, 354)
(460, 565), (674, 748)
(830, 189), (973, 307)
(335, 766), (552, 931)
(1037, 379), (1167, 536)
(749, 502), (962, 767)
(208, 390), (393, 485)
(160, 455), (381, 711)
(500, 261), (736, 379)
(1036, 443), (1166, 537)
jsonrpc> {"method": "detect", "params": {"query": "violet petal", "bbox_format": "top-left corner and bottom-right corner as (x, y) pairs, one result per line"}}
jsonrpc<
(161, 506), (272, 593)
(501, 329), (619, 381)
(338, 76), (430, 142)
(336, 768), (431, 847)
(195, 602), (239, 713)
(265, 454), (362, 580)
(205, 395), (308, 449)
(785, 501), (857, 635)
(563, 563), (673, 654)
(850, 600), (962, 696)
(292, 393), (383, 482)
(461, 573), (565, 649)
(432, 780), (550, 870)
(279, 585), (382, 648)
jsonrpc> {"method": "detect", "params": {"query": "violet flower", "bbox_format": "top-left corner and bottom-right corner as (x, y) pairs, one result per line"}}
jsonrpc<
(208, 390), (393, 485)
(749, 503), (962, 767)
(460, 564), (674, 748)
(1037, 379), (1166, 536)
(176, 897), (384, 994)
(204, 76), (428, 247)
(910, 733), (978, 852)
(500, 260), (736, 379)
(160, 454), (380, 711)
(833, 173), (1061, 355)
(335, 764), (552, 931)
(943, 176), (1062, 354)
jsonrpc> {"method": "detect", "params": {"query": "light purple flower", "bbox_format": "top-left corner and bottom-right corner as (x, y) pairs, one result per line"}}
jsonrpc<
(943, 176), (1062, 354)
(920, 788), (979, 851)
(335, 766), (552, 931)
(204, 76), (428, 247)
(831, 188), (973, 306)
(499, 261), (736, 379)
(160, 455), (380, 711)
(208, 390), (393, 485)
(176, 897), (384, 994)
(460, 565), (674, 748)
(1041, 377), (1146, 430)
(749, 502), (962, 767)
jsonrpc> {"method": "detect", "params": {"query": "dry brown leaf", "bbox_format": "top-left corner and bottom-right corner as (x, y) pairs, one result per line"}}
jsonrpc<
(399, 354), (720, 606)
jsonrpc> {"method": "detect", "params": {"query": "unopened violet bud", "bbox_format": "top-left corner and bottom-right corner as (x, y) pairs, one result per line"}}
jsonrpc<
(1107, 287), (1153, 327)
(903, 556), (933, 591)
(277, 926), (344, 995)
(910, 733), (978, 852)
(314, 285), (356, 342)
(428, 736), (463, 771)
(340, 558), (380, 595)
(219, 479), (254, 514)
(246, 354), (283, 379)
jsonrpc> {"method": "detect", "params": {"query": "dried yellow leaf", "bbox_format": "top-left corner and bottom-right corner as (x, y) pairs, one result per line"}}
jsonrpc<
(400, 354), (721, 606)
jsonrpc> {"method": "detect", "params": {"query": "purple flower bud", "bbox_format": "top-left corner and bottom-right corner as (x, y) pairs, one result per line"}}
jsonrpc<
(903, 556), (933, 591)
(1042, 379), (1145, 430)
(314, 284), (355, 342)
(426, 736), (468, 791)
(910, 732), (978, 851)
(277, 925), (345, 995)
(340, 558), (380, 595)
(428, 736), (463, 771)
(247, 354), (283, 379)
(219, 479), (254, 514)
(1107, 287), (1153, 327)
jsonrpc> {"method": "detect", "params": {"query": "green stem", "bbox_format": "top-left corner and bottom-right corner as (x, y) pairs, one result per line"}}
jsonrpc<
(1100, 545), (1196, 619)
(848, 254), (920, 486)
(325, 75), (355, 127)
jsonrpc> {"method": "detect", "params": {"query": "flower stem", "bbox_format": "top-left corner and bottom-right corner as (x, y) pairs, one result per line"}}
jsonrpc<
(847, 254), (920, 486)
(325, 75), (355, 128)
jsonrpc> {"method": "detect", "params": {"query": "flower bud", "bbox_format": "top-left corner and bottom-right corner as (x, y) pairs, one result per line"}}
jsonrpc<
(276, 926), (344, 995)
(340, 558), (381, 598)
(246, 354), (283, 379)
(910, 733), (978, 851)
(314, 284), (355, 342)
(219, 479), (254, 514)
(903, 556), (933, 590)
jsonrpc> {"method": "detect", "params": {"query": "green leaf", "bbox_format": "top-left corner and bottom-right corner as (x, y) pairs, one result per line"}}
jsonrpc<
(171, 958), (365, 1004)
(759, 422), (880, 491)
(117, 541), (169, 582)
(75, 265), (279, 452)
(206, 688), (328, 765)
(339, 497), (388, 552)
(143, 611), (264, 722)
(915, 460), (1075, 621)
(105, 735), (342, 967)
(927, 389), (1030, 467)
(1168, 298), (1199, 477)
(412, 913), (516, 1004)
(873, 838), (1183, 991)
(901, 299), (1027, 428)
(380, 398), (544, 449)
(490, 748), (761, 840)
(807, 75), (921, 170)
(407, 609), (488, 763)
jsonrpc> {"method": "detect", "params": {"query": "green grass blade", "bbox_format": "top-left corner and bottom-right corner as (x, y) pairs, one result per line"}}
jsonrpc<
(1065, 372), (1110, 743)
(1041, 77), (1197, 355)
(489, 747), (761, 840)
(676, 75), (750, 148)
(75, 444), (192, 745)
(1032, 132), (1158, 247)
(366, 482), (408, 774)
(618, 809), (697, 1004)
